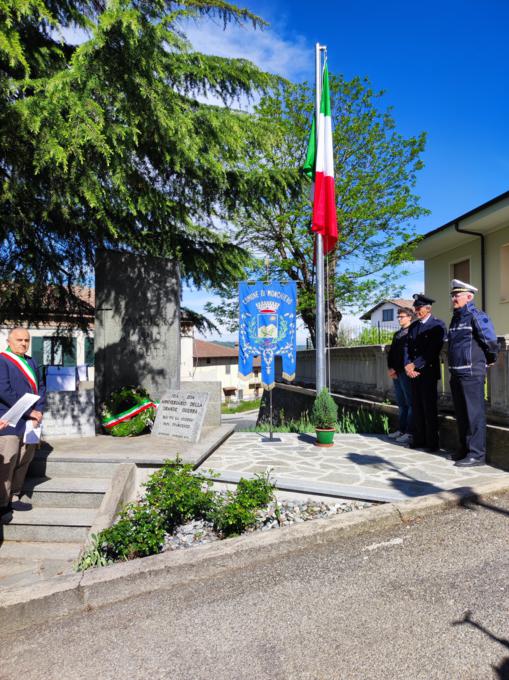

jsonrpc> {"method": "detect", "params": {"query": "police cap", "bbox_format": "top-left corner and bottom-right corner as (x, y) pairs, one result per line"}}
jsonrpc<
(412, 293), (435, 308)
(450, 279), (478, 294)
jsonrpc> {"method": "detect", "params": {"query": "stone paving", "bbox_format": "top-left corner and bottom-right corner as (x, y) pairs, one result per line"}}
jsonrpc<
(198, 432), (508, 503)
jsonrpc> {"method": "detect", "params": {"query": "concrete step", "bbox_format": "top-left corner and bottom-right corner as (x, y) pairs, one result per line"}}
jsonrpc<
(29, 455), (118, 479)
(22, 477), (110, 509)
(0, 507), (96, 542)
(0, 541), (82, 561)
(0, 542), (82, 589)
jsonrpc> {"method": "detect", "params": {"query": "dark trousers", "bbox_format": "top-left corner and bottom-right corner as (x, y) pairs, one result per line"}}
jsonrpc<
(411, 373), (439, 449)
(449, 374), (486, 460)
(393, 372), (413, 434)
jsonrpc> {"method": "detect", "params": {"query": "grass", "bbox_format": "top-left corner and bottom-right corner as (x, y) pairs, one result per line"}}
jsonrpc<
(244, 407), (389, 435)
(221, 398), (261, 415)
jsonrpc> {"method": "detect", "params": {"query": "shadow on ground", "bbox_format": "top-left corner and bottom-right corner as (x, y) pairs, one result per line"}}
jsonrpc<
(453, 611), (509, 680)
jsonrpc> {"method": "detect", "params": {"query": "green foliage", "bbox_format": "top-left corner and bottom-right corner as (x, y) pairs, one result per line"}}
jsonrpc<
(209, 471), (275, 537)
(244, 416), (314, 433)
(75, 460), (276, 569)
(208, 494), (257, 537)
(311, 388), (338, 429)
(101, 386), (155, 437)
(99, 503), (166, 561)
(356, 328), (395, 346)
(144, 459), (216, 530)
(337, 408), (389, 435)
(235, 472), (274, 510)
(250, 406), (387, 435)
(75, 534), (113, 572)
(221, 398), (261, 414)
(0, 0), (297, 323)
(206, 75), (428, 346)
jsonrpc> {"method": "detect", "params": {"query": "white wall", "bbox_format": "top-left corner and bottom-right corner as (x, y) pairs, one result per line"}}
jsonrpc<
(368, 303), (400, 329)
(0, 326), (92, 365)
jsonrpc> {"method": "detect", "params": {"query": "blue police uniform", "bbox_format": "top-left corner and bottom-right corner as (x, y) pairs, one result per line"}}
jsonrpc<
(448, 301), (498, 462)
(404, 315), (447, 450)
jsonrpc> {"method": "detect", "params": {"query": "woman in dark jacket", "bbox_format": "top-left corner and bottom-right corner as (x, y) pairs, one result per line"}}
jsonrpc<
(387, 307), (414, 443)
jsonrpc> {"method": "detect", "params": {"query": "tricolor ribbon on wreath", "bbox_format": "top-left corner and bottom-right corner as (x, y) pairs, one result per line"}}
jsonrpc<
(102, 399), (157, 429)
(238, 281), (297, 391)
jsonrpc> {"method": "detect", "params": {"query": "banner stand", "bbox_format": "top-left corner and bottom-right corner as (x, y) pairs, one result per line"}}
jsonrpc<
(260, 389), (282, 443)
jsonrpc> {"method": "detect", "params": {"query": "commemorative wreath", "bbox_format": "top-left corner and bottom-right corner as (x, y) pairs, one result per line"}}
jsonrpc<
(101, 386), (157, 437)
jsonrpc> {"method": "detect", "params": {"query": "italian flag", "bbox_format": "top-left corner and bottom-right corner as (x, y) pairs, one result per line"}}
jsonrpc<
(303, 63), (338, 255)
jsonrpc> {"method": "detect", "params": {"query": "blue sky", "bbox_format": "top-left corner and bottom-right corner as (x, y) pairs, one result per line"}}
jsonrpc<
(185, 0), (509, 340)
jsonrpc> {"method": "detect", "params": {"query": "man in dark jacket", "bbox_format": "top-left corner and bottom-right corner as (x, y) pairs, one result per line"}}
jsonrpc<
(0, 328), (46, 518)
(447, 279), (498, 467)
(404, 294), (447, 452)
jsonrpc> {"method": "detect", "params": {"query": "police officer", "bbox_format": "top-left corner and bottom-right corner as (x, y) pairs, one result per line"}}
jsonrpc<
(404, 294), (447, 452)
(447, 279), (498, 467)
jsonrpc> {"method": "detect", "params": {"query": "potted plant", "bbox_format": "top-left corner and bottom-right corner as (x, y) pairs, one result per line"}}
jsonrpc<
(311, 387), (338, 447)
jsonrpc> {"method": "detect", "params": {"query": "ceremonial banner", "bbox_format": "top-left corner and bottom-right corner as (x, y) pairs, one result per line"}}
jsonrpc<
(238, 281), (297, 391)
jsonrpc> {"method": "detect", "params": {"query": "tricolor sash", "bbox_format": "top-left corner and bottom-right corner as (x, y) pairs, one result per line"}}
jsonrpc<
(0, 350), (38, 393)
(102, 399), (156, 429)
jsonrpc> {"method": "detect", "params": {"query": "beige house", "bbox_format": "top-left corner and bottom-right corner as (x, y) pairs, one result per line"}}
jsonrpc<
(180, 323), (261, 402)
(412, 190), (509, 333)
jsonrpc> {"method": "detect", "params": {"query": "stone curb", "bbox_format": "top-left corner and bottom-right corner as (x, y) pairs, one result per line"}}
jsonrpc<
(1, 477), (509, 632)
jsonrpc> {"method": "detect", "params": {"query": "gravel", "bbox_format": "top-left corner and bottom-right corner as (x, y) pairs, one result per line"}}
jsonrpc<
(163, 497), (373, 552)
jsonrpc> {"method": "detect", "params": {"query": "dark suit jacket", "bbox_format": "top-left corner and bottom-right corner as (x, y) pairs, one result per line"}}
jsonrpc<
(404, 316), (447, 381)
(0, 353), (46, 437)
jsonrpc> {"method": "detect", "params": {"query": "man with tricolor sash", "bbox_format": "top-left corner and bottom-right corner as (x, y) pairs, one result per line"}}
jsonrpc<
(0, 327), (46, 518)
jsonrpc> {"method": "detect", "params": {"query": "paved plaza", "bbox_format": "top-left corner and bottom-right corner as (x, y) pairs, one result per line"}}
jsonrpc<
(200, 432), (508, 503)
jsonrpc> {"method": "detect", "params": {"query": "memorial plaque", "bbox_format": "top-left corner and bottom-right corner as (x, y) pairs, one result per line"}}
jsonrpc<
(151, 390), (210, 442)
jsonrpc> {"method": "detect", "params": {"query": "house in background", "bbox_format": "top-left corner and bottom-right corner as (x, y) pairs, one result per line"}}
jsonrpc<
(1, 289), (260, 399)
(360, 298), (414, 329)
(412, 189), (509, 334)
(0, 287), (95, 388)
(181, 320), (261, 402)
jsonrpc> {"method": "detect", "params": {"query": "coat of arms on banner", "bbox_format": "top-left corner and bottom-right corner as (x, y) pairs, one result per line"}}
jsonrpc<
(238, 281), (297, 391)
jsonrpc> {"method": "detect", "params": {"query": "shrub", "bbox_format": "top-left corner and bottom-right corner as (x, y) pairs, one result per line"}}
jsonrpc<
(311, 388), (338, 429)
(99, 503), (166, 561)
(235, 472), (275, 509)
(209, 494), (258, 537)
(144, 459), (215, 531)
(209, 471), (275, 537)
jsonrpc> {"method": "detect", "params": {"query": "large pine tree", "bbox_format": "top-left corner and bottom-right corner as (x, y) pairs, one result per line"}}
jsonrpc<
(0, 0), (293, 322)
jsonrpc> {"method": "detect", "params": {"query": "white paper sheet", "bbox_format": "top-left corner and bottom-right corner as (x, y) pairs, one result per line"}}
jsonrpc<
(23, 419), (42, 444)
(2, 393), (40, 427)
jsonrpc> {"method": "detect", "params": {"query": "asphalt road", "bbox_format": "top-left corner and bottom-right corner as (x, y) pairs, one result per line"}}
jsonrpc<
(221, 409), (259, 431)
(2, 494), (508, 680)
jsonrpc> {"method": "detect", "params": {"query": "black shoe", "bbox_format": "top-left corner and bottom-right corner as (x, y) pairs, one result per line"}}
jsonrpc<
(446, 453), (465, 461)
(11, 499), (32, 511)
(424, 447), (440, 454)
(408, 441), (426, 450)
(454, 456), (486, 467)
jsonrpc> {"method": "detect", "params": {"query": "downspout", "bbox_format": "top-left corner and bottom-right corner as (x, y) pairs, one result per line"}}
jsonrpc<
(454, 222), (486, 310)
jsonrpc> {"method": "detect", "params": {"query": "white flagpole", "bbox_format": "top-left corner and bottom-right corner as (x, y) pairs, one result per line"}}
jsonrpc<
(315, 42), (326, 393)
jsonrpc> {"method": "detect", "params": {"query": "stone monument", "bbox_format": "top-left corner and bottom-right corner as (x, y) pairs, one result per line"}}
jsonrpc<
(95, 249), (181, 416)
(152, 390), (210, 443)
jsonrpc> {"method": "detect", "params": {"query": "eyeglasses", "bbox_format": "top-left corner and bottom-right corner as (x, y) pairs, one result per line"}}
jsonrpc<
(450, 292), (467, 298)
